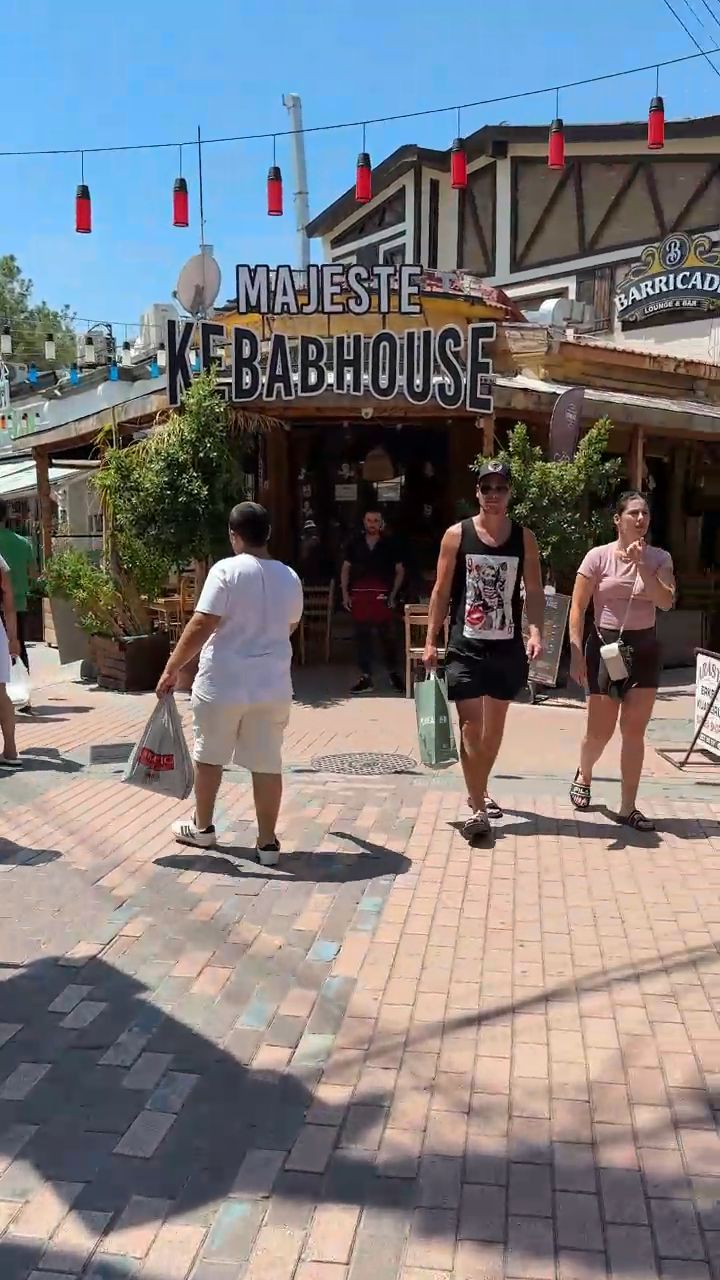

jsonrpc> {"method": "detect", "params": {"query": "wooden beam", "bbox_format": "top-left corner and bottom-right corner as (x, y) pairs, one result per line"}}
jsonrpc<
(34, 451), (53, 565)
(574, 161), (586, 254)
(628, 427), (645, 490)
(465, 182), (491, 274)
(478, 415), (495, 456)
(516, 164), (574, 267)
(671, 160), (720, 232)
(588, 161), (641, 253)
(644, 166), (666, 238)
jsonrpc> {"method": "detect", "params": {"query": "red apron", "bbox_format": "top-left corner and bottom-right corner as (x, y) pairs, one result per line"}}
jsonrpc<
(350, 579), (393, 625)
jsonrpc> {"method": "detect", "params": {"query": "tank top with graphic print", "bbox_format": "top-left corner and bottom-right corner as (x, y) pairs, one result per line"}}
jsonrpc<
(448, 518), (526, 656)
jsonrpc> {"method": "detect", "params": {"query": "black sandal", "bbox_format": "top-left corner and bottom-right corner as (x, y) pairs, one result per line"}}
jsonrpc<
(467, 794), (504, 820)
(617, 808), (655, 832)
(570, 769), (591, 810)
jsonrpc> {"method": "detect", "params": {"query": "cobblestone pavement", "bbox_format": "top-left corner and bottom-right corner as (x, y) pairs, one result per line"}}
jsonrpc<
(0, 660), (718, 1277)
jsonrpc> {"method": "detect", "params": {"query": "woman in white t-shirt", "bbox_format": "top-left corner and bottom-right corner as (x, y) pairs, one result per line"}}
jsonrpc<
(0, 554), (21, 766)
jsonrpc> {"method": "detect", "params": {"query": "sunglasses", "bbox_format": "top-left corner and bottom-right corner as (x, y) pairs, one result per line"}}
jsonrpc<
(479, 482), (509, 495)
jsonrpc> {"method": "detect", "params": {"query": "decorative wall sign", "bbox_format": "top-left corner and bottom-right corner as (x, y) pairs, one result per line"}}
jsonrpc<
(549, 387), (585, 460)
(166, 311), (496, 413)
(615, 233), (720, 324)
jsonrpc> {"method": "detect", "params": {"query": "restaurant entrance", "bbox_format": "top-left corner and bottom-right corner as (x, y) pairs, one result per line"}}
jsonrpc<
(288, 419), (453, 596)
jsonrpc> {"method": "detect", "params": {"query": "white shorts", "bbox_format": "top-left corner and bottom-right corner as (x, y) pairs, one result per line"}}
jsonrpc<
(191, 697), (290, 774)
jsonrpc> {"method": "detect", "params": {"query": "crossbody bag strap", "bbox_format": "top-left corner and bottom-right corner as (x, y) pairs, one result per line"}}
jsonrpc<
(596, 563), (639, 644)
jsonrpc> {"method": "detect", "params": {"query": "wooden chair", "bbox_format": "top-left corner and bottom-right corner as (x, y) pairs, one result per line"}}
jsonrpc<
(179, 573), (197, 622)
(149, 597), (183, 644)
(299, 581), (334, 664)
(404, 603), (449, 698)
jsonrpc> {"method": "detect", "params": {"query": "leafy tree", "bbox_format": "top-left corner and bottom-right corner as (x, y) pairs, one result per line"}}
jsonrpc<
(473, 419), (622, 586)
(0, 255), (76, 367)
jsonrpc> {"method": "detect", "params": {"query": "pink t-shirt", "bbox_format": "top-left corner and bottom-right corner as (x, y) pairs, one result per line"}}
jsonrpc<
(577, 542), (673, 630)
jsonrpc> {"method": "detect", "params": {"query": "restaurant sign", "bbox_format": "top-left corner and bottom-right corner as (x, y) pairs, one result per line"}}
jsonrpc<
(166, 263), (495, 412)
(616, 233), (720, 324)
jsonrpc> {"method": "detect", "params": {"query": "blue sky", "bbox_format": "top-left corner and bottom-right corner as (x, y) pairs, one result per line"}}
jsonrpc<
(3, 0), (720, 333)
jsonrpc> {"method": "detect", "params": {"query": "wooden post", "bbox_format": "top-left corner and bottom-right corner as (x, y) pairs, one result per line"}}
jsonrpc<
(669, 444), (687, 570)
(476, 414), (495, 457)
(34, 450), (53, 566)
(629, 427), (644, 490)
(264, 425), (291, 562)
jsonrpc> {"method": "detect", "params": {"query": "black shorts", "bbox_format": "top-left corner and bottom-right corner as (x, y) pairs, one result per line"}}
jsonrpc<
(445, 643), (529, 704)
(585, 627), (660, 698)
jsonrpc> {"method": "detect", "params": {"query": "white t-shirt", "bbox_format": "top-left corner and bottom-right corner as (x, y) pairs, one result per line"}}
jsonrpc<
(193, 554), (303, 706)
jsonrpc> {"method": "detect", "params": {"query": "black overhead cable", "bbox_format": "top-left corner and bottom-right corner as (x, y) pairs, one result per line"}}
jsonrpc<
(660, 0), (720, 78)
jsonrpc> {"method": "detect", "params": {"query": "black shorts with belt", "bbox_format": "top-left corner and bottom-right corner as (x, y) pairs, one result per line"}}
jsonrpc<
(445, 640), (529, 703)
(585, 626), (660, 698)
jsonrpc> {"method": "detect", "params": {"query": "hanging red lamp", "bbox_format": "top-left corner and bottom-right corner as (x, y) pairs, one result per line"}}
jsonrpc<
(173, 177), (189, 227)
(356, 152), (372, 204)
(451, 137), (468, 190)
(267, 165), (283, 216)
(548, 118), (565, 170)
(75, 183), (92, 233)
(648, 95), (665, 150)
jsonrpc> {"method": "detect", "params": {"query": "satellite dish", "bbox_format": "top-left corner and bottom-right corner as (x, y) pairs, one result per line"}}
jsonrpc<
(175, 252), (222, 317)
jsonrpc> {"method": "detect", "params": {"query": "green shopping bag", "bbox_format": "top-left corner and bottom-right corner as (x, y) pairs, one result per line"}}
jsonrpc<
(415, 673), (459, 769)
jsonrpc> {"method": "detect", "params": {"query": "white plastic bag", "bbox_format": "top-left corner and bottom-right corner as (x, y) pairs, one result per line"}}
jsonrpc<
(8, 659), (30, 709)
(122, 695), (193, 800)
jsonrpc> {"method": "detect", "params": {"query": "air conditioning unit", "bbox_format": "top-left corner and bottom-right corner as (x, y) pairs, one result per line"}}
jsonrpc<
(132, 303), (179, 359)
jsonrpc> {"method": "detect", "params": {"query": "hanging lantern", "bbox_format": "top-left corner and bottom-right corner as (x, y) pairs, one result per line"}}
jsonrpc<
(109, 360), (119, 382)
(84, 336), (96, 366)
(173, 176), (189, 227)
(70, 364), (79, 385)
(267, 166), (283, 217)
(157, 342), (167, 371)
(648, 95), (665, 150)
(548, 118), (565, 170)
(356, 152), (372, 204)
(121, 341), (132, 368)
(451, 138), (468, 190)
(44, 333), (56, 361)
(28, 363), (38, 386)
(1, 328), (11, 356)
(75, 183), (92, 234)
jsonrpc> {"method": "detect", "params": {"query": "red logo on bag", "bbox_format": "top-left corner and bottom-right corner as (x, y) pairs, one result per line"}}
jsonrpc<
(139, 747), (175, 772)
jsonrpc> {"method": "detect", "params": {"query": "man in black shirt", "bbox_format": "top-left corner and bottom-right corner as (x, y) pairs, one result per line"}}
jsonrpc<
(341, 510), (405, 694)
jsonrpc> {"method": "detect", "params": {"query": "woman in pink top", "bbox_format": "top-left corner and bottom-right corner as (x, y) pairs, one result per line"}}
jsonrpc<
(568, 490), (675, 831)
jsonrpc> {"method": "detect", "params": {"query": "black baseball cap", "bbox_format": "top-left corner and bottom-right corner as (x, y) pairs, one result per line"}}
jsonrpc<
(477, 461), (511, 483)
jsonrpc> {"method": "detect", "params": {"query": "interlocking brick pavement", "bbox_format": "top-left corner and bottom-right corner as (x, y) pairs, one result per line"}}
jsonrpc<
(0, 658), (717, 1276)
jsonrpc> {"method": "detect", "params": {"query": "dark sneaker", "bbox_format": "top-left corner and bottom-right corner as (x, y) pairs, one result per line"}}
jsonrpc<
(172, 819), (215, 848)
(256, 838), (281, 867)
(388, 671), (404, 693)
(351, 676), (374, 695)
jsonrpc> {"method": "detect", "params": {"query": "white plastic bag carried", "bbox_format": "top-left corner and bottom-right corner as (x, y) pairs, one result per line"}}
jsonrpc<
(122, 695), (193, 800)
(8, 659), (30, 710)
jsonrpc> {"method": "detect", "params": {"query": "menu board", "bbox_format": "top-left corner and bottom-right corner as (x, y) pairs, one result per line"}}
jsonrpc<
(694, 649), (720, 759)
(523, 592), (571, 689)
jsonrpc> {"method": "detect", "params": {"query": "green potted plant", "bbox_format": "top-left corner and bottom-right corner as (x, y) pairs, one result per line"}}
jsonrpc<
(473, 418), (622, 591)
(43, 548), (170, 692)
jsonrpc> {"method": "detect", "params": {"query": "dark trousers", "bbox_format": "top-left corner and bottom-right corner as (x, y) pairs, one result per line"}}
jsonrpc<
(355, 621), (397, 677)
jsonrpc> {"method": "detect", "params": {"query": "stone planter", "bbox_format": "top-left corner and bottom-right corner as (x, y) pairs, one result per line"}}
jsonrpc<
(43, 597), (90, 664)
(90, 632), (170, 693)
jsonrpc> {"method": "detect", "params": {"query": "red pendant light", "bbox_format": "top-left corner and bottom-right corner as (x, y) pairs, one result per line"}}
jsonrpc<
(356, 125), (372, 204)
(648, 95), (665, 150)
(75, 151), (91, 233)
(548, 118), (565, 170)
(173, 177), (189, 227)
(451, 138), (468, 190)
(267, 166), (283, 216)
(75, 184), (92, 233)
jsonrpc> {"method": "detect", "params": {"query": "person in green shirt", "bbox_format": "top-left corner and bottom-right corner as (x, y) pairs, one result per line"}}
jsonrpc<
(0, 500), (37, 672)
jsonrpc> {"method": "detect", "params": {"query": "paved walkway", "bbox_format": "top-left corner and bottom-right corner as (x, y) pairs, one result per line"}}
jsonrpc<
(0, 654), (718, 1278)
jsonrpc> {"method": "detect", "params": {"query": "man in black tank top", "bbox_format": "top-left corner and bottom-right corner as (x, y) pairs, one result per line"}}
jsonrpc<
(423, 462), (545, 840)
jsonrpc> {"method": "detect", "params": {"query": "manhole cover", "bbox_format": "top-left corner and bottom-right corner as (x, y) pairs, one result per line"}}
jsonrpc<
(89, 743), (134, 765)
(309, 752), (417, 775)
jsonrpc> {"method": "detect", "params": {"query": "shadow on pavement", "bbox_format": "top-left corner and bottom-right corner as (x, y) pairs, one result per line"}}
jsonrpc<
(155, 832), (411, 884)
(9, 748), (83, 776)
(0, 937), (714, 1274)
(0, 840), (61, 867)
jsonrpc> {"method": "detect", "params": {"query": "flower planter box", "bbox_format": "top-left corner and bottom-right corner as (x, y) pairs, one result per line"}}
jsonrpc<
(43, 597), (91, 664)
(90, 632), (170, 693)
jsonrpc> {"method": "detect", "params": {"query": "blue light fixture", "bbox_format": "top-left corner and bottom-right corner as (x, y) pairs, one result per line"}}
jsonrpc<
(109, 360), (119, 382)
(70, 363), (79, 386)
(27, 363), (38, 386)
(149, 356), (159, 378)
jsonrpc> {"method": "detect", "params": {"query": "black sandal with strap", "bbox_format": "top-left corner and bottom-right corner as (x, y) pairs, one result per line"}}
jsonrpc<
(617, 808), (655, 832)
(570, 769), (591, 810)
